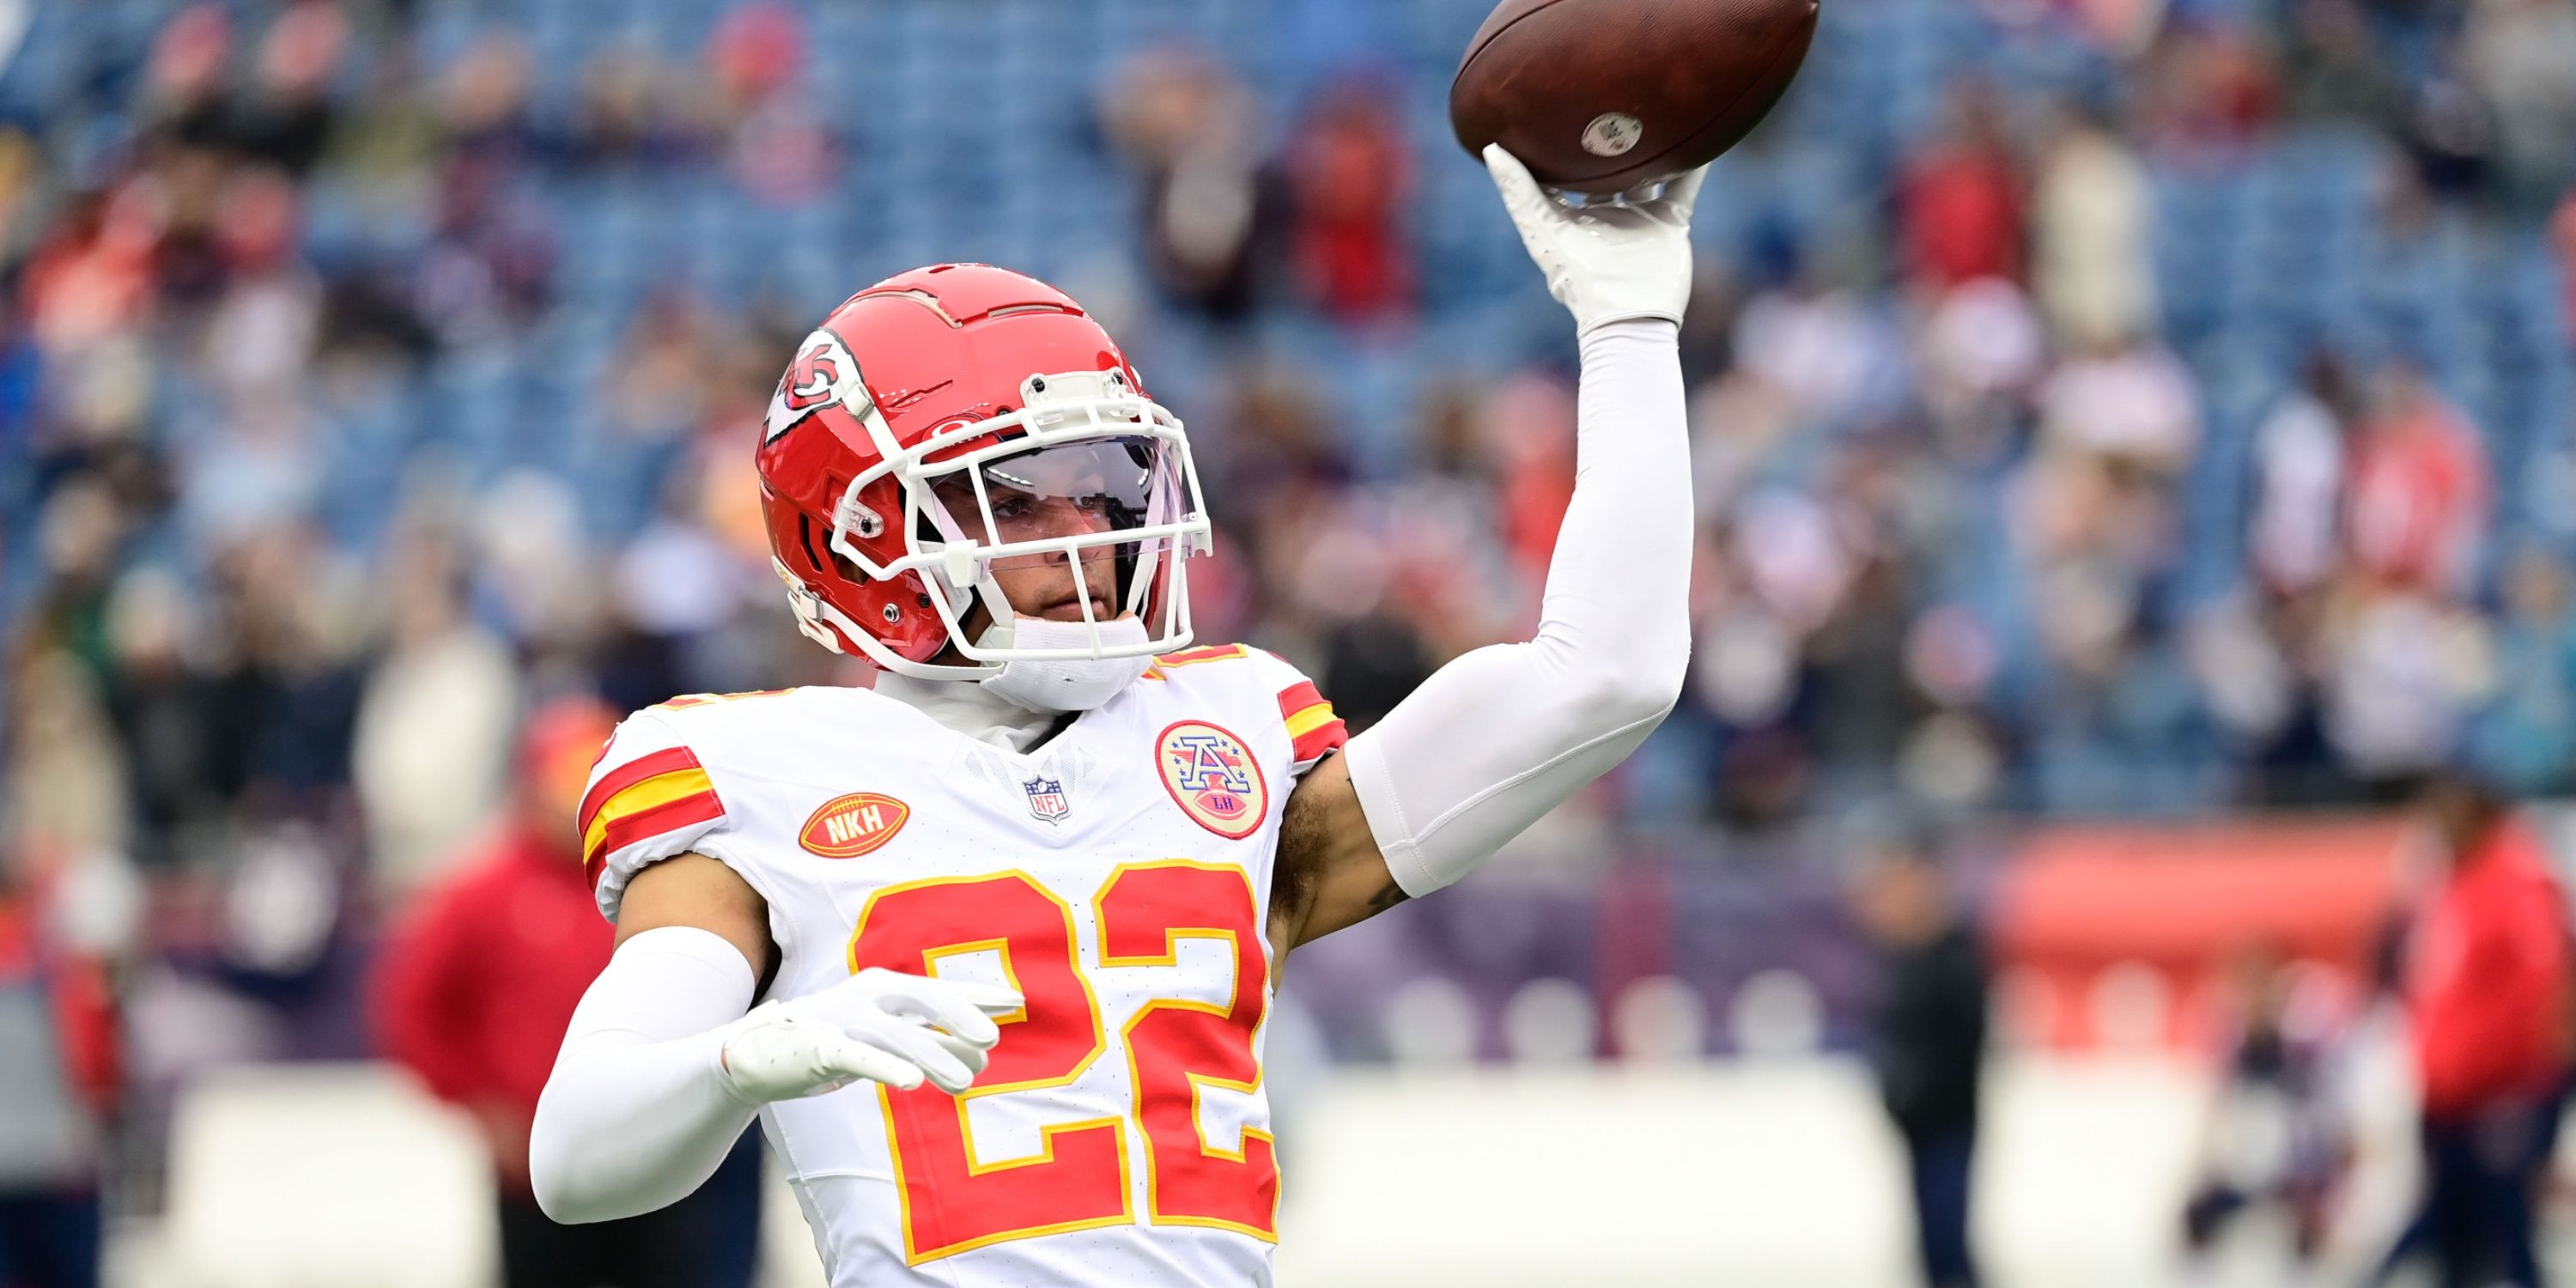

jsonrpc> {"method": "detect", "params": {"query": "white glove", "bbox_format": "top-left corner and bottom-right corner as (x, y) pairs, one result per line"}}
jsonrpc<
(1485, 144), (1707, 335)
(717, 968), (1023, 1103)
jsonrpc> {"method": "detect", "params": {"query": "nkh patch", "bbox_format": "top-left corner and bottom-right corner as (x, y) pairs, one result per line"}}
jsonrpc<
(1023, 775), (1070, 823)
(799, 791), (909, 858)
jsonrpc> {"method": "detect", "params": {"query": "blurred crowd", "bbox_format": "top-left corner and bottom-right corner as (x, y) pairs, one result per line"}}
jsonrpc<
(0, 0), (2567, 1282)
(0, 0), (2571, 894)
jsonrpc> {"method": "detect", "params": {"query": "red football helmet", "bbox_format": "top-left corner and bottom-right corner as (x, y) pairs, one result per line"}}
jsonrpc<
(755, 264), (1211, 681)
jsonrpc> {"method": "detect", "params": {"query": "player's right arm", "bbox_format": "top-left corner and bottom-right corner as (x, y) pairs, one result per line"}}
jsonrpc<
(527, 715), (1021, 1225)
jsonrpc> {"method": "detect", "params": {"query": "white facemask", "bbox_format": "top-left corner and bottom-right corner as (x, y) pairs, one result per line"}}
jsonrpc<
(974, 617), (1155, 713)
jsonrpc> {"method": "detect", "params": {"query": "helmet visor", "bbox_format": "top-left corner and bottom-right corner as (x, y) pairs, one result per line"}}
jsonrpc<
(929, 437), (1157, 564)
(920, 434), (1193, 623)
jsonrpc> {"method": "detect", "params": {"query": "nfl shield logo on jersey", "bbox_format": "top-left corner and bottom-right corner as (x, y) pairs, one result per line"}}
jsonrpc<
(1023, 776), (1070, 823)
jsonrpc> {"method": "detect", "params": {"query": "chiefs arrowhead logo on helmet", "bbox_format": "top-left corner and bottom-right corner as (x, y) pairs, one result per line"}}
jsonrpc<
(763, 327), (866, 443)
(782, 342), (841, 411)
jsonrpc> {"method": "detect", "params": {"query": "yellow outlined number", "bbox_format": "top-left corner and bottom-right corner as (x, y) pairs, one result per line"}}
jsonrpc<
(1097, 860), (1279, 1238)
(848, 873), (1127, 1263)
(845, 863), (1275, 1264)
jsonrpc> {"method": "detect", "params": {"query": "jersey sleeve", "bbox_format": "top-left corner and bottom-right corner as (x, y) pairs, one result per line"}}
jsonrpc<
(575, 711), (728, 923)
(1243, 648), (1349, 778)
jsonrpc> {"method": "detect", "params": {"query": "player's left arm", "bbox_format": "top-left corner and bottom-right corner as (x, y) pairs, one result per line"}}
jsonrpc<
(1273, 752), (1411, 947)
(1275, 149), (1701, 951)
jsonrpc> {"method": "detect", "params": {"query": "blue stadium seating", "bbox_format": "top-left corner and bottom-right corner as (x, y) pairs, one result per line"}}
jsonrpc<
(2, 0), (2564, 590)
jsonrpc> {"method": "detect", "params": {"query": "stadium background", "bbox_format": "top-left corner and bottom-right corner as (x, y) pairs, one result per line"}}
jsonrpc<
(2, 0), (2574, 1283)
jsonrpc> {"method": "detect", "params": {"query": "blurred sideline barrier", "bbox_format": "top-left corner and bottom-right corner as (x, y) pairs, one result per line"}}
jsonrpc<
(1292, 813), (2438, 1068)
(145, 1063), (495, 1288)
(1993, 815), (2410, 1051)
(113, 1062), (832, 1288)
(105, 1041), (2443, 1288)
(1274, 1042), (2428, 1288)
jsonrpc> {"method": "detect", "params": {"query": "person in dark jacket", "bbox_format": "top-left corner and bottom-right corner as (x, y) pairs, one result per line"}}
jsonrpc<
(1853, 824), (1989, 1288)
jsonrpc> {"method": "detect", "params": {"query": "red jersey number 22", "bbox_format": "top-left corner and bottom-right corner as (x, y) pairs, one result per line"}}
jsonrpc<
(846, 861), (1277, 1264)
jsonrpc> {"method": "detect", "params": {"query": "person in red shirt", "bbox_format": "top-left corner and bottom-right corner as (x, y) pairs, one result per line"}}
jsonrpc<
(2397, 772), (2572, 1288)
(1898, 76), (2025, 294)
(373, 697), (763, 1288)
(1285, 77), (1417, 326)
(2343, 364), (2492, 600)
(0, 845), (125, 1288)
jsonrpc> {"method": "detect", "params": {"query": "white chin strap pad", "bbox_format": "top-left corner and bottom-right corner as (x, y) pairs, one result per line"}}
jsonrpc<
(976, 617), (1154, 713)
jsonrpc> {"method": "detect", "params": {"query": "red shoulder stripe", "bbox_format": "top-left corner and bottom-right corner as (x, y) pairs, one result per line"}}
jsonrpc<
(577, 746), (702, 840)
(1157, 643), (1249, 667)
(1275, 680), (1324, 720)
(584, 789), (726, 888)
(1291, 718), (1348, 765)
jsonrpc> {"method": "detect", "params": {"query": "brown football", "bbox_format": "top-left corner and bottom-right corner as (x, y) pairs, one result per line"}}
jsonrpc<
(1449, 0), (1820, 194)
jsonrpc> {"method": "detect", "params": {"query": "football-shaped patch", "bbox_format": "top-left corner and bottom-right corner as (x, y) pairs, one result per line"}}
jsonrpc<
(799, 792), (909, 858)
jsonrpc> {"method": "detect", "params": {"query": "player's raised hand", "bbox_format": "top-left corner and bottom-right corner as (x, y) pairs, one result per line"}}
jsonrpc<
(1484, 144), (1705, 335)
(717, 968), (1024, 1102)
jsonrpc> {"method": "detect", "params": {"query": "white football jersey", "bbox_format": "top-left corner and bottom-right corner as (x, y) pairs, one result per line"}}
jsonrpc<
(575, 644), (1346, 1287)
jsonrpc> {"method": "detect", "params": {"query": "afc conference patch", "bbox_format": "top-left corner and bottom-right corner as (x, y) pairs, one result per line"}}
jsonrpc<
(1023, 775), (1070, 824)
(1154, 720), (1268, 840)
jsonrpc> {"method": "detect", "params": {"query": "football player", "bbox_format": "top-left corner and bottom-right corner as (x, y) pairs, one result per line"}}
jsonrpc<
(530, 148), (1702, 1285)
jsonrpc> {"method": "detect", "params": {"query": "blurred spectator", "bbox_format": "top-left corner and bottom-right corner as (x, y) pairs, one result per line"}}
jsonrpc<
(351, 529), (519, 893)
(2342, 362), (2490, 600)
(20, 186), (159, 358)
(2458, 0), (2576, 213)
(374, 699), (763, 1288)
(2015, 336), (2197, 711)
(7, 643), (130, 862)
(1733, 269), (1907, 438)
(2318, 590), (2489, 787)
(1852, 823), (1989, 1288)
(2136, 19), (2281, 161)
(1898, 77), (2024, 294)
(2251, 354), (2356, 598)
(232, 3), (348, 178)
(2279, 0), (2408, 126)
(2031, 105), (2155, 350)
(2391, 773), (2571, 1288)
(200, 167), (317, 405)
(1916, 276), (2044, 465)
(135, 4), (235, 155)
(438, 35), (538, 170)
(2468, 544), (2576, 796)
(2180, 946), (2354, 1273)
(1102, 47), (1276, 326)
(2036, 334), (2200, 473)
(571, 45), (714, 171)
(0, 841), (131, 1288)
(1284, 79), (1416, 326)
(710, 2), (836, 205)
(2401, 70), (2498, 207)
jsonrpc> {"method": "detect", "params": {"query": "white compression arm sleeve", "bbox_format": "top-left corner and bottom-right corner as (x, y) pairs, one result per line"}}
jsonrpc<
(530, 926), (760, 1224)
(1346, 318), (1693, 896)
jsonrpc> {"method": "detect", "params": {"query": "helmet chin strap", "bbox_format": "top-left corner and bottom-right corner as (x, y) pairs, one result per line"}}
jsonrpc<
(975, 616), (1154, 713)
